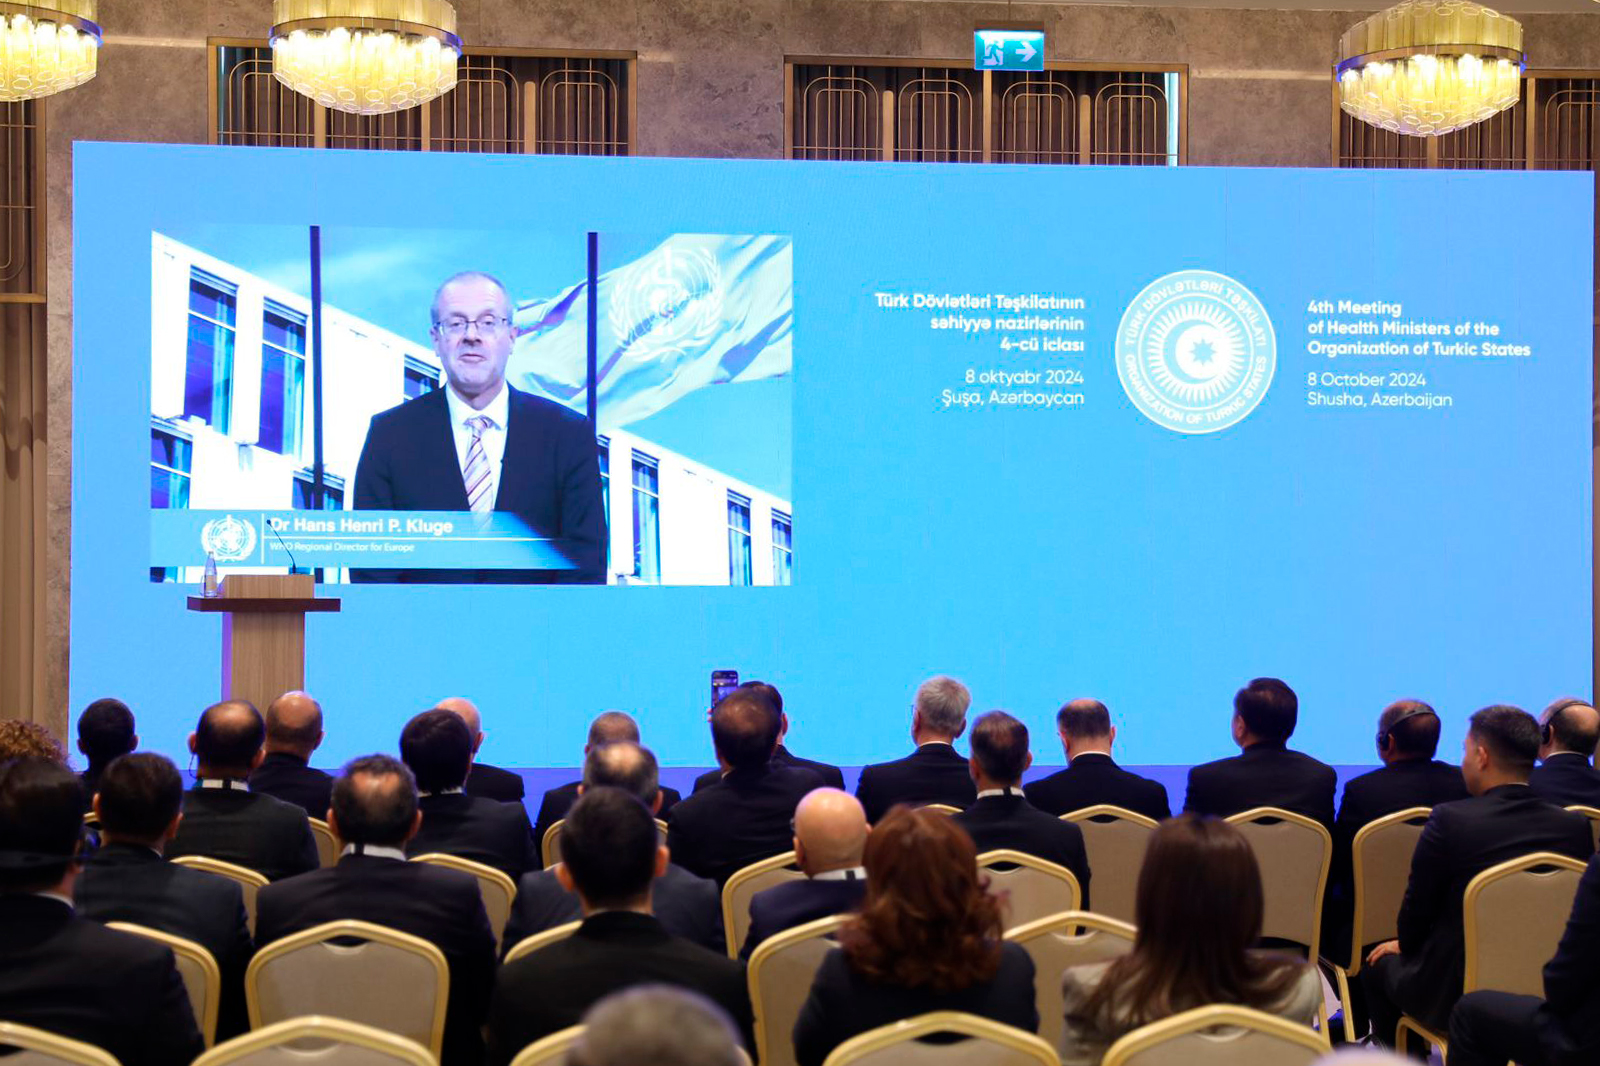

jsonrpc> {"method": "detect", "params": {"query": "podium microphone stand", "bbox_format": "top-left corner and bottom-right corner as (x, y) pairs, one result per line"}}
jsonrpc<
(186, 574), (341, 712)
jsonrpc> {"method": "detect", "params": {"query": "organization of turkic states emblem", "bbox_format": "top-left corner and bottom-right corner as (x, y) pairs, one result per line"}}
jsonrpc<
(1115, 269), (1277, 434)
(200, 514), (257, 563)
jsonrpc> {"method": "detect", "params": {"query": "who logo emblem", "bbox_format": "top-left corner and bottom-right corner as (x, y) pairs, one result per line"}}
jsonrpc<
(200, 514), (257, 562)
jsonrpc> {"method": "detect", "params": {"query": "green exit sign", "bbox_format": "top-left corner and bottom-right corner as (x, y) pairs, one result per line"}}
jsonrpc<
(974, 29), (1045, 72)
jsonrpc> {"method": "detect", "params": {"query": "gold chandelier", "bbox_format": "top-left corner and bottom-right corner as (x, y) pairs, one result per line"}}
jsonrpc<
(1337, 0), (1524, 137)
(0, 1), (101, 102)
(270, 0), (460, 116)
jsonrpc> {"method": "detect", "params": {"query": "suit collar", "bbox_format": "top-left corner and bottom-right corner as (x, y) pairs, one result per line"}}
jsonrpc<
(91, 842), (166, 864)
(976, 787), (1024, 799)
(1544, 751), (1593, 765)
(340, 843), (407, 861)
(1242, 741), (1289, 755)
(577, 910), (670, 941)
(1067, 752), (1114, 767)
(260, 751), (310, 768)
(0, 893), (75, 923)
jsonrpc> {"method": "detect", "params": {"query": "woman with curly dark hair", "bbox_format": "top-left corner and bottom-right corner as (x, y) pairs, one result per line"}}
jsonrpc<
(792, 805), (1038, 1066)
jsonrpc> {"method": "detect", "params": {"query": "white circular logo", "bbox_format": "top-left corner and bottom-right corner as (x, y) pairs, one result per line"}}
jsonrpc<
(200, 514), (257, 562)
(608, 245), (723, 362)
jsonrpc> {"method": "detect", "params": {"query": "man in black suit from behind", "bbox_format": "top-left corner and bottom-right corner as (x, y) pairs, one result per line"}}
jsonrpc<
(76, 753), (255, 1039)
(76, 697), (136, 806)
(400, 709), (536, 880)
(855, 676), (977, 823)
(1530, 697), (1600, 809)
(531, 711), (682, 855)
(0, 758), (202, 1066)
(352, 271), (605, 584)
(1183, 677), (1337, 828)
(248, 691), (334, 820)
(486, 788), (754, 1066)
(505, 741), (721, 955)
(166, 700), (319, 881)
(256, 755), (496, 1066)
(1023, 698), (1171, 821)
(740, 787), (869, 960)
(1362, 705), (1594, 1052)
(693, 682), (845, 794)
(436, 696), (528, 805)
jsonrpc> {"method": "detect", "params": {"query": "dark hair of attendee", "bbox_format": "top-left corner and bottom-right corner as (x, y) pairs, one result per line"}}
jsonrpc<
(399, 709), (474, 792)
(840, 806), (1003, 993)
(0, 757), (85, 893)
(710, 692), (780, 771)
(77, 698), (136, 771)
(970, 710), (1029, 784)
(331, 755), (418, 848)
(1468, 705), (1541, 774)
(1057, 698), (1111, 738)
(1234, 678), (1298, 745)
(194, 700), (265, 774)
(1544, 697), (1600, 755)
(561, 787), (659, 909)
(1379, 699), (1440, 760)
(584, 742), (660, 807)
(1077, 814), (1305, 1031)
(96, 753), (182, 843)
(736, 680), (783, 715)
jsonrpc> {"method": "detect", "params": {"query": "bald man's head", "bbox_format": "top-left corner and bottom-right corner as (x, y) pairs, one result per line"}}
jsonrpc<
(435, 697), (484, 753)
(190, 700), (264, 778)
(1541, 697), (1600, 760)
(793, 788), (868, 876)
(265, 691), (324, 758)
(587, 712), (640, 750)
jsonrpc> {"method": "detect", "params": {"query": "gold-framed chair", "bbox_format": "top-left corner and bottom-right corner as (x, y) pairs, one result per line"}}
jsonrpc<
(721, 851), (807, 959)
(1565, 805), (1600, 849)
(106, 921), (223, 1047)
(976, 849), (1081, 931)
(171, 855), (270, 937)
(308, 819), (340, 869)
(410, 852), (518, 950)
(193, 1016), (435, 1066)
(0, 1022), (121, 1066)
(542, 818), (668, 867)
(1100, 1004), (1329, 1066)
(245, 920), (449, 1059)
(509, 1025), (584, 1066)
(1062, 805), (1159, 925)
(1004, 910), (1137, 1051)
(920, 804), (963, 815)
(503, 920), (581, 965)
(748, 915), (849, 1066)
(821, 1011), (1058, 1066)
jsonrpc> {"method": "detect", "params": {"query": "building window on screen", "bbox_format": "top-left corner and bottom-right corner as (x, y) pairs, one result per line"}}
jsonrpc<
(259, 304), (307, 456)
(728, 492), (753, 586)
(403, 356), (440, 399)
(151, 422), (193, 583)
(772, 511), (793, 586)
(293, 470), (344, 511)
(184, 270), (237, 435)
(597, 435), (611, 535)
(632, 452), (660, 584)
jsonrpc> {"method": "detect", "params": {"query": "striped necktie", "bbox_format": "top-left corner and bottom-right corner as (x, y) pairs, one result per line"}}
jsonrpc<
(462, 414), (496, 513)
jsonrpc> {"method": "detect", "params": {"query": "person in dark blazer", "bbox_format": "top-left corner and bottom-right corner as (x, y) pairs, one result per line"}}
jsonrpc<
(694, 682), (845, 794)
(667, 691), (824, 885)
(435, 697), (530, 804)
(486, 788), (754, 1066)
(248, 691), (334, 820)
(1023, 698), (1170, 821)
(166, 700), (319, 881)
(740, 788), (869, 960)
(256, 755), (496, 1066)
(531, 711), (681, 855)
(75, 753), (255, 1039)
(1183, 677), (1337, 828)
(505, 742), (721, 955)
(400, 709), (536, 879)
(1530, 697), (1600, 809)
(0, 758), (203, 1066)
(855, 676), (977, 823)
(793, 806), (1038, 1066)
(351, 271), (604, 585)
(1363, 706), (1595, 1051)
(75, 697), (136, 808)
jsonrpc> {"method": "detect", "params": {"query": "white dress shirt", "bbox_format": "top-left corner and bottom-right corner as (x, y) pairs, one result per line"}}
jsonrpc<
(444, 382), (510, 507)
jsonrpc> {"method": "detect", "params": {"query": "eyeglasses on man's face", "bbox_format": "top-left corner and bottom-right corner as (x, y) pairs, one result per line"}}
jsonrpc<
(435, 314), (510, 338)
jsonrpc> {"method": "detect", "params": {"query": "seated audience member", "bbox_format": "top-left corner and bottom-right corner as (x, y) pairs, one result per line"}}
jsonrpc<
(953, 711), (1092, 907)
(505, 742), (721, 954)
(532, 711), (682, 851)
(1059, 814), (1319, 1066)
(1183, 677), (1337, 827)
(255, 755), (496, 1066)
(1363, 705), (1593, 1052)
(166, 700), (319, 881)
(1529, 697), (1600, 808)
(76, 697), (136, 801)
(570, 986), (745, 1066)
(667, 691), (824, 885)
(740, 787), (869, 960)
(855, 676), (978, 823)
(792, 807), (1038, 1066)
(485, 788), (754, 1065)
(1023, 698), (1170, 821)
(400, 709), (536, 879)
(0, 719), (67, 763)
(248, 691), (334, 820)
(0, 758), (202, 1066)
(76, 753), (254, 1038)
(694, 682), (845, 793)
(1448, 850), (1600, 1066)
(437, 696), (526, 803)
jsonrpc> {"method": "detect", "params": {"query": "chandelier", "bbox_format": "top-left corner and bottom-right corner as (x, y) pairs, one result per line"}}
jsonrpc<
(270, 0), (461, 116)
(1337, 0), (1524, 137)
(0, 2), (101, 102)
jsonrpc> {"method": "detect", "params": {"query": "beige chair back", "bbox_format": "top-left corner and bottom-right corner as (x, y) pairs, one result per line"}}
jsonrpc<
(410, 852), (518, 950)
(504, 920), (581, 965)
(1566, 805), (1600, 849)
(976, 850), (1081, 931)
(1347, 807), (1430, 975)
(246, 920), (449, 1058)
(749, 915), (849, 1066)
(1100, 1004), (1328, 1066)
(0, 1022), (121, 1066)
(308, 819), (340, 869)
(821, 1011), (1058, 1066)
(1224, 809), (1331, 961)
(509, 1025), (584, 1066)
(920, 804), (963, 815)
(722, 851), (807, 959)
(1004, 910), (1136, 1051)
(1464, 851), (1588, 996)
(107, 921), (223, 1046)
(172, 855), (270, 937)
(193, 1016), (435, 1066)
(541, 820), (565, 868)
(1062, 806), (1159, 925)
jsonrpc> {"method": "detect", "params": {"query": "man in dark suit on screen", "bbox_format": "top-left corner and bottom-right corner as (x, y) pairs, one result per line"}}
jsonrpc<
(352, 271), (605, 584)
(854, 676), (978, 823)
(1529, 697), (1600, 809)
(1183, 677), (1337, 829)
(1023, 698), (1170, 821)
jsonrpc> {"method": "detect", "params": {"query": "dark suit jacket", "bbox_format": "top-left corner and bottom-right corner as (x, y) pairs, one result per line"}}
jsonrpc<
(531, 781), (681, 863)
(503, 862), (724, 956)
(465, 761), (526, 804)
(351, 385), (605, 584)
(740, 875), (866, 960)
(855, 743), (977, 824)
(0, 895), (202, 1066)
(75, 843), (255, 1038)
(1391, 784), (1593, 1029)
(793, 941), (1038, 1066)
(693, 746), (846, 794)
(1183, 742), (1338, 828)
(1535, 852), (1600, 1062)
(485, 911), (754, 1066)
(1022, 753), (1171, 821)
(166, 785), (319, 882)
(667, 764), (824, 885)
(406, 792), (537, 880)
(953, 793), (1093, 910)
(249, 752), (335, 821)
(256, 853), (496, 1066)
(1530, 752), (1600, 809)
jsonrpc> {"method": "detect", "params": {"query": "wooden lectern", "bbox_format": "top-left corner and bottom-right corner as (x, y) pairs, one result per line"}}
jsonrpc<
(186, 574), (341, 712)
